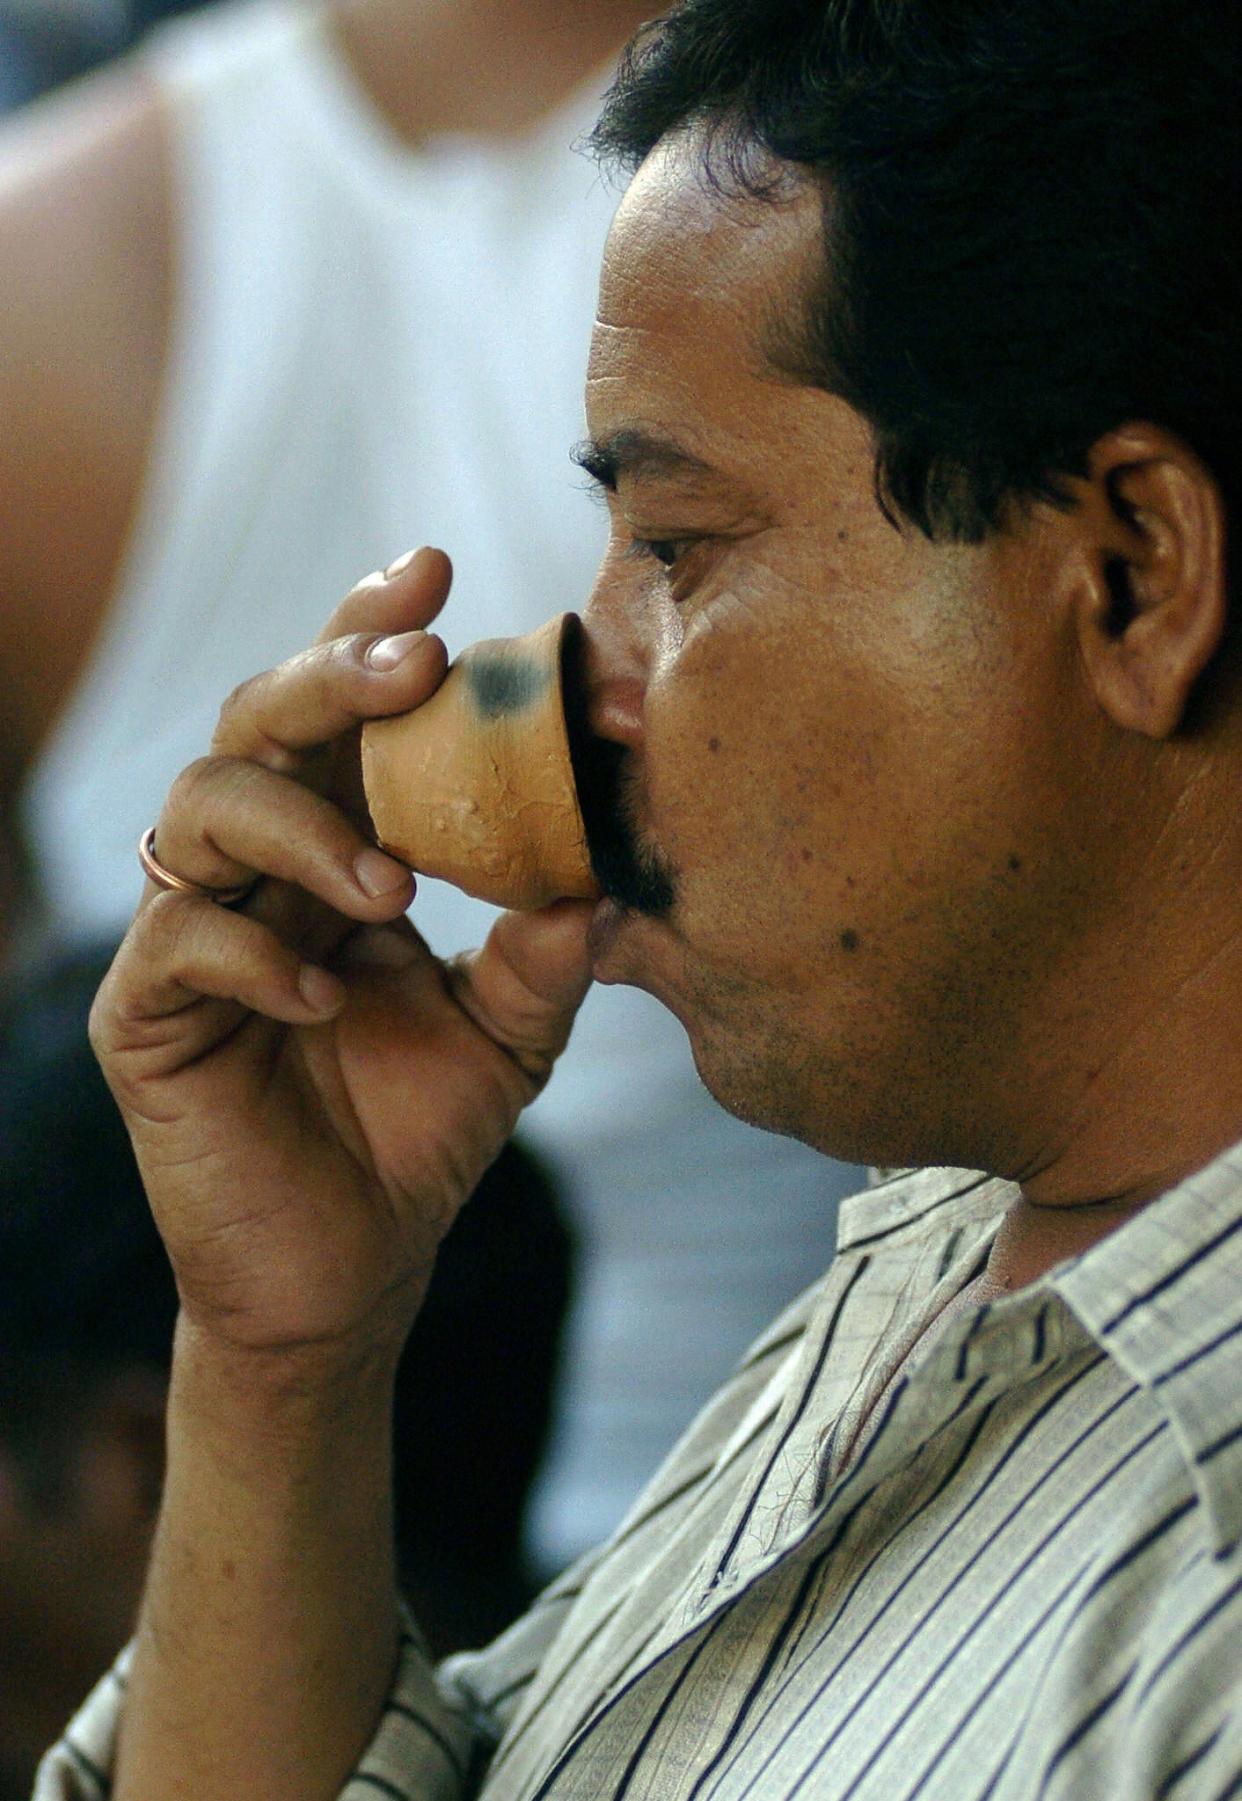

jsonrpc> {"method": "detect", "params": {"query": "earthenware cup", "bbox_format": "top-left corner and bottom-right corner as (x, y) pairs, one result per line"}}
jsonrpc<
(360, 612), (601, 909)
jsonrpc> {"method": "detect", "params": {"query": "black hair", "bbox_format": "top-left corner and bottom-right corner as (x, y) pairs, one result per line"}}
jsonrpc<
(590, 0), (1241, 558)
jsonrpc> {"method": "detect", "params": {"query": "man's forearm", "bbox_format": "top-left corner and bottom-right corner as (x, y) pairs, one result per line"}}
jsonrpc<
(114, 1316), (405, 1801)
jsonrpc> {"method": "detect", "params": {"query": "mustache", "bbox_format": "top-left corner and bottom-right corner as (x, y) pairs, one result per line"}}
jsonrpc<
(576, 735), (677, 916)
(562, 622), (677, 918)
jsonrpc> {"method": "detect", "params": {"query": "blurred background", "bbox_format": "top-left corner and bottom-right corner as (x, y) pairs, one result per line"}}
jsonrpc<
(0, 4), (860, 1795)
(1, 0), (173, 108)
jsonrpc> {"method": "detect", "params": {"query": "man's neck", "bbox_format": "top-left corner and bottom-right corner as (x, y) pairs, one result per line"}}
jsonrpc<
(327, 0), (655, 147)
(990, 921), (1242, 1289)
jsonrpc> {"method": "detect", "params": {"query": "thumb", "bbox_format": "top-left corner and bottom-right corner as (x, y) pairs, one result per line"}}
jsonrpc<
(448, 900), (595, 1089)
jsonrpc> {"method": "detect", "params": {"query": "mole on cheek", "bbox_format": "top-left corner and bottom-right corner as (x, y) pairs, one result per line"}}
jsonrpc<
(1008, 854), (1023, 873)
(840, 928), (860, 953)
(708, 736), (721, 754)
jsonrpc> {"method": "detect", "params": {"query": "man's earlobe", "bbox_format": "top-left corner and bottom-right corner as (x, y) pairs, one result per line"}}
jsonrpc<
(1074, 427), (1229, 739)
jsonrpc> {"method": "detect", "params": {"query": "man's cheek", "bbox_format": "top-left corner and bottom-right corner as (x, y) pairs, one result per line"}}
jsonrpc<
(647, 715), (749, 896)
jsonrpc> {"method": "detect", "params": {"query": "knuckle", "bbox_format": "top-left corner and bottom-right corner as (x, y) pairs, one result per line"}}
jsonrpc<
(343, 569), (385, 603)
(167, 754), (221, 817)
(167, 755), (255, 851)
(136, 887), (212, 968)
(215, 672), (301, 774)
(140, 888), (197, 959)
(293, 634), (374, 711)
(215, 669), (267, 734)
(167, 754), (268, 844)
(143, 890), (259, 993)
(86, 970), (119, 1057)
(335, 632), (377, 677)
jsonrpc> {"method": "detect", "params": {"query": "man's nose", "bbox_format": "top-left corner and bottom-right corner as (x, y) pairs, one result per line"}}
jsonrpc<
(580, 579), (650, 750)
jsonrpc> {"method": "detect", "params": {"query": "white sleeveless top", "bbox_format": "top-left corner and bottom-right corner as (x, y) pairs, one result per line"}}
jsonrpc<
(20, 0), (858, 1566)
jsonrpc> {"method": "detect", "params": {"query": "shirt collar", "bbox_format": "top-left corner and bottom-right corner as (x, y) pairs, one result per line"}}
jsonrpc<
(1050, 1139), (1242, 1557)
(844, 1145), (1242, 1555)
(837, 1164), (1014, 1256)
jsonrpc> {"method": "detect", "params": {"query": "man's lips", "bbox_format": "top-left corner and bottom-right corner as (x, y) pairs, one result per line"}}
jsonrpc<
(586, 896), (626, 967)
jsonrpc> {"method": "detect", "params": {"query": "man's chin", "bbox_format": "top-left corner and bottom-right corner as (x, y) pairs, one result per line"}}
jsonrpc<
(585, 928), (820, 1149)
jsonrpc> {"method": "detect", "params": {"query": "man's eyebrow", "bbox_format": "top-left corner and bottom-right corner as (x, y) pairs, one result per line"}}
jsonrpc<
(571, 429), (715, 491)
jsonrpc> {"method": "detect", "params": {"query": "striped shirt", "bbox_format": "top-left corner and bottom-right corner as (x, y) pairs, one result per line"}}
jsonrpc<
(38, 1149), (1242, 1799)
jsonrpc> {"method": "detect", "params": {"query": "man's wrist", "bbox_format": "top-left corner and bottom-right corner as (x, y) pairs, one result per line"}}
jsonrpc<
(168, 1311), (405, 1477)
(114, 1312), (405, 1801)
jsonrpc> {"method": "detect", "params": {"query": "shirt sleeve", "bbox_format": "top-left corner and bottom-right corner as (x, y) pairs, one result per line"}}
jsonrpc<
(31, 1630), (478, 1800)
(32, 1571), (592, 1801)
(32, 1645), (133, 1801)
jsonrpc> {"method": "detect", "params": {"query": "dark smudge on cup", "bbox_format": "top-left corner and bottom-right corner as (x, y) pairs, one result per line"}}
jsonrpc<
(467, 653), (550, 721)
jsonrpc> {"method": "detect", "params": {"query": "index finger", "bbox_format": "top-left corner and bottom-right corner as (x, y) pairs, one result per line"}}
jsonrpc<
(211, 627), (449, 767)
(211, 549), (454, 766)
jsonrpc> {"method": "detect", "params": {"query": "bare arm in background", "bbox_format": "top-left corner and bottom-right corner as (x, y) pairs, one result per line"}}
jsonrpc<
(0, 70), (171, 956)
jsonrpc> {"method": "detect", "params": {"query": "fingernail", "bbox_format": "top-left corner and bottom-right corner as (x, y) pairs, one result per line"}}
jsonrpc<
(367, 630), (426, 670)
(384, 547), (424, 580)
(355, 847), (412, 898)
(299, 965), (346, 1014)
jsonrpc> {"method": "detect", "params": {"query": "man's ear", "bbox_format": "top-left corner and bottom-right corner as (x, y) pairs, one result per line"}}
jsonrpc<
(1070, 425), (1229, 738)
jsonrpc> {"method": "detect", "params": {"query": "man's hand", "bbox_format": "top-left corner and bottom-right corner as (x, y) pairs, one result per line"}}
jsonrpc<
(91, 546), (594, 1370)
(84, 548), (593, 1801)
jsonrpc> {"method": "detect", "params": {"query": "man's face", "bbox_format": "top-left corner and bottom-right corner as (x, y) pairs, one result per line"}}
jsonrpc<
(580, 136), (1108, 1171)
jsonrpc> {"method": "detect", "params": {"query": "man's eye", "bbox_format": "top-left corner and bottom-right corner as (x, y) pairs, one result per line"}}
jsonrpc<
(629, 537), (686, 569)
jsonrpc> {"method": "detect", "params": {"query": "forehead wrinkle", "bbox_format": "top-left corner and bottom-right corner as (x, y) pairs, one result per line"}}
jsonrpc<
(594, 271), (792, 394)
(602, 136), (826, 354)
(591, 255), (829, 432)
